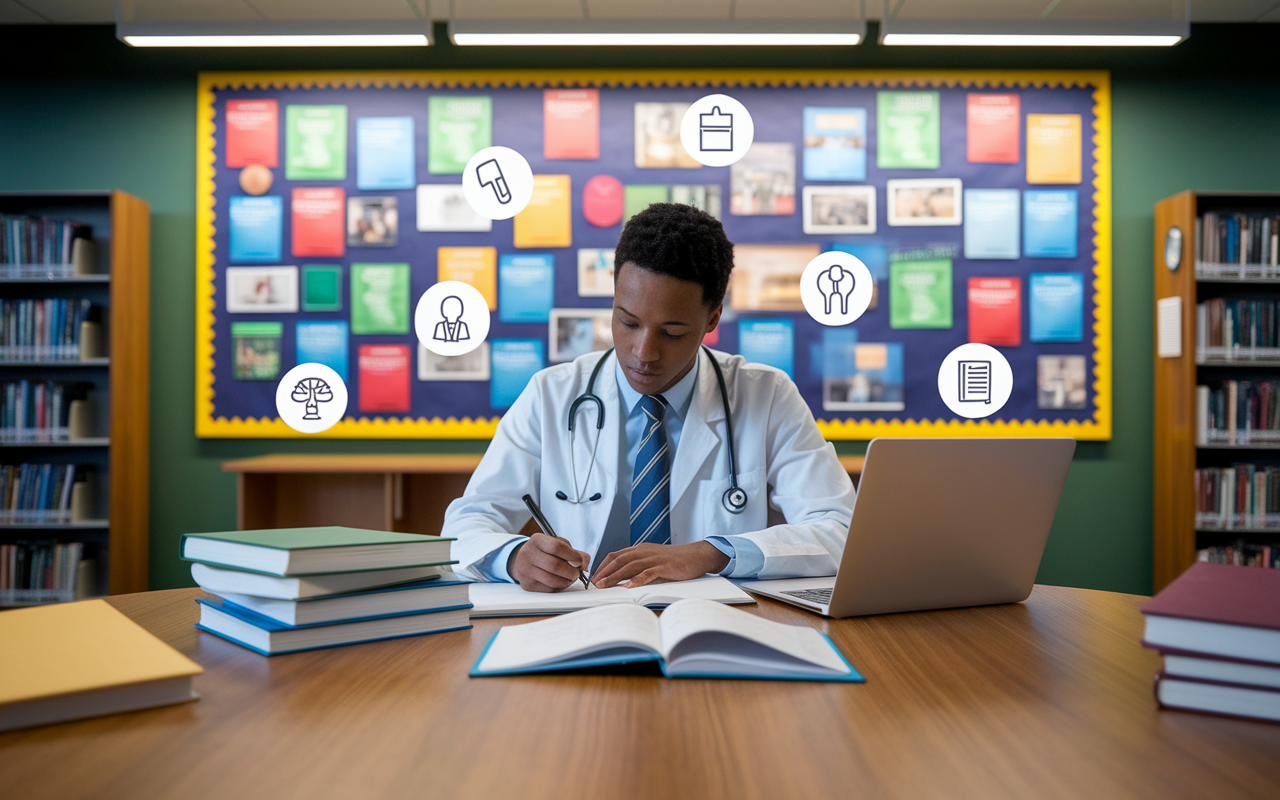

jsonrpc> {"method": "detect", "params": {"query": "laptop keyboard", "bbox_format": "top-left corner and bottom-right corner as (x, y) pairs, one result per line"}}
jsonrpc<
(781, 587), (833, 605)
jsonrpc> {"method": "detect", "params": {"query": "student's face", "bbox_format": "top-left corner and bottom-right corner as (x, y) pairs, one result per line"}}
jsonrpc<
(613, 263), (721, 396)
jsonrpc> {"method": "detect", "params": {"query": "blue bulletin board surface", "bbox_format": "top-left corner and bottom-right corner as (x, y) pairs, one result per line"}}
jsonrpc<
(196, 70), (1111, 440)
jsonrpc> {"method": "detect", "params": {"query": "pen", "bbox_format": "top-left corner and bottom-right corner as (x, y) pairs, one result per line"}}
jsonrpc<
(522, 493), (590, 590)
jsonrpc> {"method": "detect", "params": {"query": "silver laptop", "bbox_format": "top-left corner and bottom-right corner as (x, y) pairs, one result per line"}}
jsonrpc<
(741, 437), (1075, 618)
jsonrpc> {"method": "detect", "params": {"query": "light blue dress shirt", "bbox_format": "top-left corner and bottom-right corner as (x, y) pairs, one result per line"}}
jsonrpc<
(484, 352), (763, 581)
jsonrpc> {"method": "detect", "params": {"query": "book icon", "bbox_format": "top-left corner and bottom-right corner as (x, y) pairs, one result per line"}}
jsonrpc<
(958, 360), (992, 404)
(699, 107), (734, 152)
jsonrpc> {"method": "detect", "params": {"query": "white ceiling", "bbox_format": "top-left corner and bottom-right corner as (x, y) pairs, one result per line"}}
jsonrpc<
(3, 0), (1278, 24)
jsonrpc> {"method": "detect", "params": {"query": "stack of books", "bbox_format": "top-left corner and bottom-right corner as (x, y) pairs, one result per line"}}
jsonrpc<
(1141, 562), (1280, 724)
(182, 526), (470, 656)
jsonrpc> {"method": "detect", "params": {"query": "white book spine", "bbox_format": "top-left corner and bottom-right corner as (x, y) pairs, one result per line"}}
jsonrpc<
(1196, 385), (1209, 447)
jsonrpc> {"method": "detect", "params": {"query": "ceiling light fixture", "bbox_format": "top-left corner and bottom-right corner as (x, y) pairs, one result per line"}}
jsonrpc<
(116, 21), (432, 48)
(448, 20), (864, 47)
(879, 17), (1188, 47)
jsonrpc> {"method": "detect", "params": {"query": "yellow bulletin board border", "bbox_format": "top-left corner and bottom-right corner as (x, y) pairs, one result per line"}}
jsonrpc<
(196, 69), (1111, 440)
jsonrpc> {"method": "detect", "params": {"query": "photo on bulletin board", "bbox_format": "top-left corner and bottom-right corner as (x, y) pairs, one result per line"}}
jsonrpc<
(195, 69), (1111, 440)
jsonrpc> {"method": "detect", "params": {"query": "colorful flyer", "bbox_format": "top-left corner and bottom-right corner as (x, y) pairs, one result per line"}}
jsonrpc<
(730, 143), (796, 216)
(291, 187), (345, 258)
(285, 105), (347, 181)
(583, 175), (624, 227)
(822, 341), (905, 412)
(967, 277), (1022, 347)
(670, 185), (722, 220)
(876, 92), (940, 169)
(737, 319), (795, 378)
(577, 249), (615, 297)
(231, 322), (281, 380)
(428, 96), (492, 175)
(889, 260), (953, 329)
(966, 94), (1020, 164)
(623, 185), (669, 224)
(228, 196), (283, 264)
(634, 103), (699, 169)
(296, 321), (350, 382)
(802, 107), (867, 181)
(350, 263), (410, 334)
(437, 247), (497, 311)
(513, 175), (572, 249)
(491, 339), (546, 409)
(1029, 273), (1084, 342)
(1024, 190), (1079, 258)
(301, 265), (342, 312)
(498, 254), (555, 323)
(356, 117), (415, 190)
(812, 328), (858, 382)
(1026, 114), (1083, 184)
(963, 189), (1020, 260)
(225, 100), (278, 168)
(544, 89), (600, 160)
(347, 196), (398, 247)
(358, 344), (411, 412)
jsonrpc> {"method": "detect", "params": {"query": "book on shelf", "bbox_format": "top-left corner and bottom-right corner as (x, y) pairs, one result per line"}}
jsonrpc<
(1195, 297), (1280, 360)
(468, 575), (754, 617)
(470, 598), (864, 682)
(1, 463), (85, 524)
(0, 298), (95, 361)
(0, 380), (96, 442)
(0, 599), (200, 732)
(0, 540), (94, 605)
(0, 215), (92, 275)
(1194, 465), (1280, 531)
(1196, 542), (1278, 568)
(181, 526), (454, 576)
(190, 560), (448, 600)
(1194, 380), (1280, 445)
(1197, 211), (1280, 270)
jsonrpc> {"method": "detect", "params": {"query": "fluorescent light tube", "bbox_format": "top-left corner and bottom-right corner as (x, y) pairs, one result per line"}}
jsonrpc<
(122, 34), (429, 47)
(452, 32), (860, 46)
(881, 33), (1181, 47)
(449, 20), (864, 47)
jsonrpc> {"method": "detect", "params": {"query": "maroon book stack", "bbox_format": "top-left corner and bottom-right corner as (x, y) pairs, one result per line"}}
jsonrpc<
(1141, 562), (1280, 723)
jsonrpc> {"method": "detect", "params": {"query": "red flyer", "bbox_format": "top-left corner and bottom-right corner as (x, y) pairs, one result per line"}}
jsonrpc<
(544, 89), (600, 160)
(225, 100), (279, 167)
(582, 175), (624, 227)
(291, 187), (345, 257)
(968, 277), (1022, 346)
(967, 94), (1020, 164)
(358, 344), (411, 413)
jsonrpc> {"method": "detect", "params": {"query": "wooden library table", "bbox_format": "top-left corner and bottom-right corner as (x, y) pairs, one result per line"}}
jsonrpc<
(222, 453), (865, 534)
(2, 586), (1278, 799)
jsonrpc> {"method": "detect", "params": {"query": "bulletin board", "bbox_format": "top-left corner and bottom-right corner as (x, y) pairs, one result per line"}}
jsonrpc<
(196, 69), (1111, 440)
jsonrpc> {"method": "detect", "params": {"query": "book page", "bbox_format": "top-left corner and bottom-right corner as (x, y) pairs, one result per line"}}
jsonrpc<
(469, 581), (636, 615)
(628, 576), (754, 607)
(476, 603), (662, 673)
(658, 598), (850, 674)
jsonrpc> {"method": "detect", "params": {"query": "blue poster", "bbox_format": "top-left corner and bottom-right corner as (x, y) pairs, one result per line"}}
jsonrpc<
(964, 189), (1020, 260)
(296, 321), (350, 381)
(738, 319), (795, 378)
(1024, 190), (1078, 259)
(491, 339), (546, 408)
(498, 254), (555, 323)
(228, 196), (283, 263)
(1029, 273), (1084, 342)
(802, 107), (868, 182)
(357, 117), (415, 190)
(810, 327), (858, 381)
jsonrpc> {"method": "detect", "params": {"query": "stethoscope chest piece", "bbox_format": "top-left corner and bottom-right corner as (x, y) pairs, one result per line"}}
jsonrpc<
(723, 486), (748, 513)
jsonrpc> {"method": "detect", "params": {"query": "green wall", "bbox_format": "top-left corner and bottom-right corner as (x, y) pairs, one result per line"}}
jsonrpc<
(5, 24), (1280, 595)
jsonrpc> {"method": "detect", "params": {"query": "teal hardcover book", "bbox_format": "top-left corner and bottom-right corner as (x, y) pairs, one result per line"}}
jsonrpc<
(470, 599), (865, 683)
(180, 526), (454, 577)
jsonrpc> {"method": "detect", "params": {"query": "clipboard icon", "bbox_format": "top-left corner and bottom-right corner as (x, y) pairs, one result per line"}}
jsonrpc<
(958, 361), (993, 404)
(699, 107), (734, 152)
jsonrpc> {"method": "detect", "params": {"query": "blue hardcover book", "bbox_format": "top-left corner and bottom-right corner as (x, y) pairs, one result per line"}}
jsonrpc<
(228, 195), (283, 263)
(498, 254), (555, 323)
(964, 189), (1020, 260)
(490, 339), (545, 409)
(470, 600), (865, 683)
(195, 594), (472, 656)
(738, 319), (795, 378)
(1023, 190), (1078, 259)
(1029, 273), (1085, 342)
(356, 117), (415, 190)
(296, 320), (349, 382)
(803, 107), (867, 182)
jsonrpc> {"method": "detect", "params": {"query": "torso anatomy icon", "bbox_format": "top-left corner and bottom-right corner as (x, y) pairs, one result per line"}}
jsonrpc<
(433, 295), (470, 343)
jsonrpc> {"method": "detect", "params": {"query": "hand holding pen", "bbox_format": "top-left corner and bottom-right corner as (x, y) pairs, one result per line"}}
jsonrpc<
(516, 494), (591, 591)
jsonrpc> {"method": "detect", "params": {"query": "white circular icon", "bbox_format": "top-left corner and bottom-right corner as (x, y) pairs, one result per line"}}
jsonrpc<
(679, 94), (755, 168)
(276, 363), (349, 433)
(800, 251), (875, 326)
(461, 146), (534, 220)
(937, 343), (1013, 419)
(415, 280), (491, 357)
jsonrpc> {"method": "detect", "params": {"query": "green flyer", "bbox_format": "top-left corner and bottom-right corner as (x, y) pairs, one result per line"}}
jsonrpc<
(285, 105), (348, 180)
(350, 263), (410, 334)
(623, 185), (670, 223)
(428, 96), (492, 174)
(890, 260), (953, 329)
(876, 92), (940, 169)
(231, 322), (282, 380)
(302, 265), (342, 312)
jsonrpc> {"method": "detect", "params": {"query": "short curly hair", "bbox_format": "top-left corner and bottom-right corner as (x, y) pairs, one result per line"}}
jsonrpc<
(614, 203), (734, 308)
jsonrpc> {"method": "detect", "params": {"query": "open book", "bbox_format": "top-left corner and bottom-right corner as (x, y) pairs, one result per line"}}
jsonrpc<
(470, 598), (863, 682)
(468, 575), (753, 617)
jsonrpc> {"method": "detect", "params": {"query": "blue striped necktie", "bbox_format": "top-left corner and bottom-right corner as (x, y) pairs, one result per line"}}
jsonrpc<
(630, 394), (671, 546)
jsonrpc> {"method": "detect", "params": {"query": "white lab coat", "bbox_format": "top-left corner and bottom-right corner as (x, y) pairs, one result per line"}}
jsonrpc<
(444, 349), (855, 580)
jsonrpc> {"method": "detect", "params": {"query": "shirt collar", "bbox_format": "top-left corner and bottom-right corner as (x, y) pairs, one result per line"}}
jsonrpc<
(614, 350), (700, 422)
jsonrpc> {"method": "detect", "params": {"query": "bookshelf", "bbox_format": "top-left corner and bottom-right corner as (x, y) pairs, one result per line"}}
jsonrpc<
(1153, 190), (1280, 591)
(0, 191), (149, 604)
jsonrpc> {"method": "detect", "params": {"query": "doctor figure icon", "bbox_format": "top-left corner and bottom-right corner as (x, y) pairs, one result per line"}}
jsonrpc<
(433, 295), (471, 343)
(816, 264), (856, 315)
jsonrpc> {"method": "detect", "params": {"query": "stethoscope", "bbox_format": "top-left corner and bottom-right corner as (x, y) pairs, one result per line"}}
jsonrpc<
(556, 346), (748, 514)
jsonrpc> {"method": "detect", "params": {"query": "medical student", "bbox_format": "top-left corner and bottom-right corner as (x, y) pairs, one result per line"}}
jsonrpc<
(444, 203), (855, 592)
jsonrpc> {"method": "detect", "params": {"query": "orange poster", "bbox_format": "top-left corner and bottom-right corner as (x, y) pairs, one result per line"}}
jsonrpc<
(513, 175), (572, 249)
(1026, 114), (1082, 184)
(437, 246), (497, 310)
